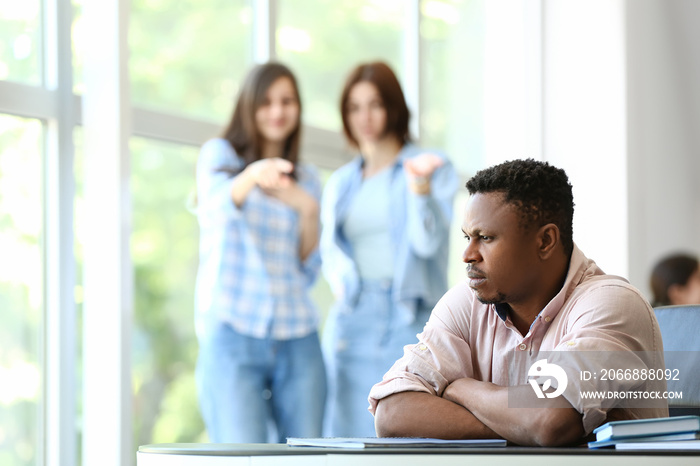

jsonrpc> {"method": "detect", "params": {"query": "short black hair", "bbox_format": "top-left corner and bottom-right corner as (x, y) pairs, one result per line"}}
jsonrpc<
(466, 159), (575, 256)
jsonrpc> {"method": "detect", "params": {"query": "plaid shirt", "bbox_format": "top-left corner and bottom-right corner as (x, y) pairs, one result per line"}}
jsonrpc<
(194, 138), (322, 340)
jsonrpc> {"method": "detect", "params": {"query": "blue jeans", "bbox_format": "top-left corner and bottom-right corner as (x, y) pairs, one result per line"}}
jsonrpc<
(196, 323), (327, 443)
(322, 280), (430, 437)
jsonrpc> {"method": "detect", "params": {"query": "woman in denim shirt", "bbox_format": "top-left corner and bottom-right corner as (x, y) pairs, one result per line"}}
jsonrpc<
(195, 63), (326, 443)
(321, 62), (459, 437)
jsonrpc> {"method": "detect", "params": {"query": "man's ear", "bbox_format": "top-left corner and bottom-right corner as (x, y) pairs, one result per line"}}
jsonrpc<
(537, 223), (560, 259)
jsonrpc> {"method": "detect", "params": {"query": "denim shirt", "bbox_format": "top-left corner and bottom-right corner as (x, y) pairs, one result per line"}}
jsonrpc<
(320, 144), (459, 325)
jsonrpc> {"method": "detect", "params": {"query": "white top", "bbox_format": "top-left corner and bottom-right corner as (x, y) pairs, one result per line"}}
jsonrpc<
(343, 168), (394, 281)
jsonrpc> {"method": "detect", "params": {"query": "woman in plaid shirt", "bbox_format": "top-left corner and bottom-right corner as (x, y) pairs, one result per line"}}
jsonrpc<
(194, 63), (326, 443)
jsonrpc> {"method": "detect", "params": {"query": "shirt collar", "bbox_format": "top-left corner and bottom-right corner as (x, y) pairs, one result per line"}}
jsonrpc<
(494, 303), (510, 322)
(358, 143), (414, 169)
(493, 243), (597, 323)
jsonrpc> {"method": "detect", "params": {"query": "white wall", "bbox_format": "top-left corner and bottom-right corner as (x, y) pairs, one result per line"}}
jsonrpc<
(484, 0), (629, 278)
(484, 0), (700, 300)
(626, 0), (700, 297)
(543, 0), (628, 278)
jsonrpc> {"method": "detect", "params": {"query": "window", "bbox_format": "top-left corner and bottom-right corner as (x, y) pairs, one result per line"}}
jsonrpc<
(0, 115), (44, 466)
(130, 137), (202, 445)
(129, 0), (253, 122)
(421, 0), (484, 175)
(277, 0), (407, 131)
(0, 1), (487, 463)
(419, 0), (485, 286)
(0, 2), (42, 85)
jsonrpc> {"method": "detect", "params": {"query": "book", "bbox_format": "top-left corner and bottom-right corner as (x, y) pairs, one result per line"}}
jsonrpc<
(286, 437), (507, 449)
(615, 440), (700, 450)
(593, 416), (700, 441)
(589, 431), (700, 449)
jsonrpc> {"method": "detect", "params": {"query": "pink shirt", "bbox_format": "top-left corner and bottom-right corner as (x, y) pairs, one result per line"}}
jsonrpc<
(368, 245), (668, 434)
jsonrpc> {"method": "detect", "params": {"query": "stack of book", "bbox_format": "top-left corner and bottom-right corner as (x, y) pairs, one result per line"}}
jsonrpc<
(588, 415), (700, 450)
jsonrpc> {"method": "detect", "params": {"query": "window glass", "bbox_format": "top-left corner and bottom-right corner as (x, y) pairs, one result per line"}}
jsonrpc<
(72, 0), (84, 94)
(0, 1), (42, 85)
(421, 0), (484, 176)
(420, 0), (485, 288)
(128, 0), (252, 122)
(277, 0), (407, 132)
(130, 137), (204, 445)
(0, 115), (44, 466)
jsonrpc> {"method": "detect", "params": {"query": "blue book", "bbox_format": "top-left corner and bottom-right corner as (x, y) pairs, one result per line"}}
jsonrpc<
(594, 416), (700, 442)
(589, 431), (700, 449)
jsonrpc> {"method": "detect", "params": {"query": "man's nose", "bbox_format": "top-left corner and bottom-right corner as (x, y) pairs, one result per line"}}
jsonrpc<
(462, 241), (479, 263)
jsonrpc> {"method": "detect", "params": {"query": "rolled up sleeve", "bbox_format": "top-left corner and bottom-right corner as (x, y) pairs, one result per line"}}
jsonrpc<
(368, 286), (476, 414)
(550, 282), (667, 434)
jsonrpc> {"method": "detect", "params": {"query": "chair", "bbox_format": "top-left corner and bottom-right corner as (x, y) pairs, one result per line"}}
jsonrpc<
(654, 305), (700, 416)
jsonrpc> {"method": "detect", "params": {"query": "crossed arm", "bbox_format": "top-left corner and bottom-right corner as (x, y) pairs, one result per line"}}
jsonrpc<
(374, 378), (585, 446)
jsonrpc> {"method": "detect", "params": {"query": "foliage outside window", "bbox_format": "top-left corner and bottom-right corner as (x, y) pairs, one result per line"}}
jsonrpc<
(0, 1), (42, 86)
(0, 115), (44, 466)
(128, 0), (252, 122)
(276, 0), (407, 132)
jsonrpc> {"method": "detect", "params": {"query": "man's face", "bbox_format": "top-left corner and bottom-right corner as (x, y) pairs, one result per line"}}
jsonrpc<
(461, 192), (540, 306)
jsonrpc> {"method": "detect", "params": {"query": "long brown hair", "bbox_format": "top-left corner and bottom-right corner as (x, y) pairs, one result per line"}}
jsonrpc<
(339, 61), (411, 148)
(221, 62), (302, 173)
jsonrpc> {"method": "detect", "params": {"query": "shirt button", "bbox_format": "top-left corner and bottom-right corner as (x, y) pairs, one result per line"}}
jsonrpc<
(544, 316), (551, 323)
(519, 343), (527, 351)
(418, 344), (427, 351)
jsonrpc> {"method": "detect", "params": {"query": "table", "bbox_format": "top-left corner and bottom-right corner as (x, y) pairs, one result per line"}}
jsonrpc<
(137, 443), (700, 466)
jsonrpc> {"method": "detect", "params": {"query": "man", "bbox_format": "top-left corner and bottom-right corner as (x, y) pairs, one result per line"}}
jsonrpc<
(369, 159), (667, 446)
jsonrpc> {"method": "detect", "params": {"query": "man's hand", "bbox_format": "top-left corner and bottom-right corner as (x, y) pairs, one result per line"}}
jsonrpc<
(442, 377), (585, 446)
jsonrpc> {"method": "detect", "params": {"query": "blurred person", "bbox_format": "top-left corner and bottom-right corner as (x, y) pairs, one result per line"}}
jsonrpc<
(194, 62), (326, 443)
(320, 61), (459, 437)
(650, 253), (700, 307)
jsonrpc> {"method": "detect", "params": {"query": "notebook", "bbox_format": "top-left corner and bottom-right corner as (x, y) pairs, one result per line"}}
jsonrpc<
(286, 437), (507, 449)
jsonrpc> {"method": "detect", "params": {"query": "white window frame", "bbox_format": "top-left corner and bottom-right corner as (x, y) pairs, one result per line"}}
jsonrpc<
(0, 1), (432, 465)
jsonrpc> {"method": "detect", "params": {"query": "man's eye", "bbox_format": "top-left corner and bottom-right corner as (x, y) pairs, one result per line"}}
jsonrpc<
(481, 236), (491, 241)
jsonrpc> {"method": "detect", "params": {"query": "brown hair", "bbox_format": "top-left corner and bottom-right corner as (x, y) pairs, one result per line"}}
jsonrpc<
(221, 62), (302, 173)
(650, 253), (699, 306)
(339, 61), (410, 148)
